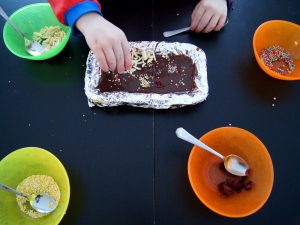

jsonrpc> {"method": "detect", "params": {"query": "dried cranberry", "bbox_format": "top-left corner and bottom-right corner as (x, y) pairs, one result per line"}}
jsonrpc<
(244, 181), (253, 190)
(240, 176), (248, 182)
(222, 183), (234, 195)
(218, 182), (226, 193)
(218, 182), (234, 196)
(155, 80), (163, 88)
(226, 178), (239, 188)
(217, 175), (254, 197)
(246, 168), (253, 176)
(217, 167), (254, 197)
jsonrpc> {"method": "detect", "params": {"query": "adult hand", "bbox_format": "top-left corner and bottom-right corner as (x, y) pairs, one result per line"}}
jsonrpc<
(76, 12), (132, 73)
(190, 0), (227, 33)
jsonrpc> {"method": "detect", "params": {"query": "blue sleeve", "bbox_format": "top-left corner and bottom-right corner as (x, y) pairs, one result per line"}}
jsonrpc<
(64, 1), (103, 35)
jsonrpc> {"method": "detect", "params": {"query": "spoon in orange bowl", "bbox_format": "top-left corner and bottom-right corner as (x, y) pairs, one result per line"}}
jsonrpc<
(0, 183), (57, 213)
(176, 127), (250, 176)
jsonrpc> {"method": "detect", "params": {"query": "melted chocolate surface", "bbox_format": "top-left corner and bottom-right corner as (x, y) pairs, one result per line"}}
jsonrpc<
(98, 53), (197, 94)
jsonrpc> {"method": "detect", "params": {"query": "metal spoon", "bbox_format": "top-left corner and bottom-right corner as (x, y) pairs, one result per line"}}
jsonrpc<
(0, 183), (57, 214)
(163, 27), (190, 38)
(176, 127), (249, 176)
(163, 19), (229, 38)
(0, 6), (44, 56)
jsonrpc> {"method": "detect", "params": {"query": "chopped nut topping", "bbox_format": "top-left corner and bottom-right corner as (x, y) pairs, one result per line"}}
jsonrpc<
(127, 48), (156, 74)
(139, 77), (151, 88)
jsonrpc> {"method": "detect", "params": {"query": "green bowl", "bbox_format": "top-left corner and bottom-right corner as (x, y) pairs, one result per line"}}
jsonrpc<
(0, 147), (70, 225)
(3, 3), (71, 60)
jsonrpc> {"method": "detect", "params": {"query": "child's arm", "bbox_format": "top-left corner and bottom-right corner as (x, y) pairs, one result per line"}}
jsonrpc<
(49, 0), (131, 73)
(76, 12), (131, 73)
(190, 0), (229, 33)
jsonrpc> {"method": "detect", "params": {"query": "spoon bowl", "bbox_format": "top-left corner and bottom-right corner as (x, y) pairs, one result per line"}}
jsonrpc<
(25, 39), (45, 56)
(0, 184), (57, 214)
(224, 154), (249, 177)
(176, 127), (249, 176)
(30, 194), (57, 213)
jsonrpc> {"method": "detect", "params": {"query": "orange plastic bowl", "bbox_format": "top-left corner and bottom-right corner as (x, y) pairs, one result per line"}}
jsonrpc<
(188, 127), (274, 218)
(253, 20), (300, 80)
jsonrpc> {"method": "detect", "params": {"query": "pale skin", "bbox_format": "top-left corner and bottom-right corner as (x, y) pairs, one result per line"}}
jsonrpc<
(190, 0), (228, 33)
(75, 12), (132, 73)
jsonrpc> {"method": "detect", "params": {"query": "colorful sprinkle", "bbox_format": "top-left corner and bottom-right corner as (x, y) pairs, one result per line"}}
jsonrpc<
(260, 45), (295, 75)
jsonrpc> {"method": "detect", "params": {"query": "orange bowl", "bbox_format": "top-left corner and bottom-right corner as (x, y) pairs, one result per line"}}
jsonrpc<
(253, 20), (300, 80)
(188, 127), (274, 218)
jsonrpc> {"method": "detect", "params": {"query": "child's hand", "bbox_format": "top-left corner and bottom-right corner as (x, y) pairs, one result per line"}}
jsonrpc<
(190, 0), (227, 33)
(76, 13), (132, 73)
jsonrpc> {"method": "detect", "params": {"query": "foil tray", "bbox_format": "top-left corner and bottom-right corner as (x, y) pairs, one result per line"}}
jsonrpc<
(84, 41), (208, 109)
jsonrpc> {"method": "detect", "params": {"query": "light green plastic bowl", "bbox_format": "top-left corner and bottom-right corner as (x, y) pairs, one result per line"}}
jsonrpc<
(0, 147), (70, 225)
(3, 3), (71, 60)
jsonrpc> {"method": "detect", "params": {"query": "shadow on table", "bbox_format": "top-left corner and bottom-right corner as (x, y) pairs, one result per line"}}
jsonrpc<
(23, 38), (89, 84)
(90, 101), (206, 116)
(239, 57), (295, 103)
(60, 169), (85, 224)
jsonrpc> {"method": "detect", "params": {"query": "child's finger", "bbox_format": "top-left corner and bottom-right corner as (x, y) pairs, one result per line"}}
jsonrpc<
(196, 10), (213, 33)
(121, 38), (132, 71)
(113, 43), (126, 74)
(214, 15), (227, 31)
(94, 48), (109, 72)
(103, 46), (117, 72)
(203, 15), (219, 33)
(191, 4), (205, 31)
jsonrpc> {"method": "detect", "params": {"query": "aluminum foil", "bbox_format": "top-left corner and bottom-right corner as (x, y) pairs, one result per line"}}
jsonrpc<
(84, 41), (208, 109)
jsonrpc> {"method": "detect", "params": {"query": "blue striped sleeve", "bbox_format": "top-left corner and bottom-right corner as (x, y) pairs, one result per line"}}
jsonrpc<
(64, 1), (103, 35)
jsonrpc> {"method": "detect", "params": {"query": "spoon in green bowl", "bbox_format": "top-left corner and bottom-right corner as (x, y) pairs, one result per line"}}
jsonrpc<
(0, 6), (45, 56)
(176, 127), (250, 176)
(0, 183), (57, 214)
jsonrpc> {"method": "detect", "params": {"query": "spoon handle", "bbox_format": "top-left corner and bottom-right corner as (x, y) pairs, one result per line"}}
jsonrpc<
(0, 6), (26, 39)
(163, 27), (190, 37)
(0, 183), (29, 198)
(176, 127), (225, 159)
